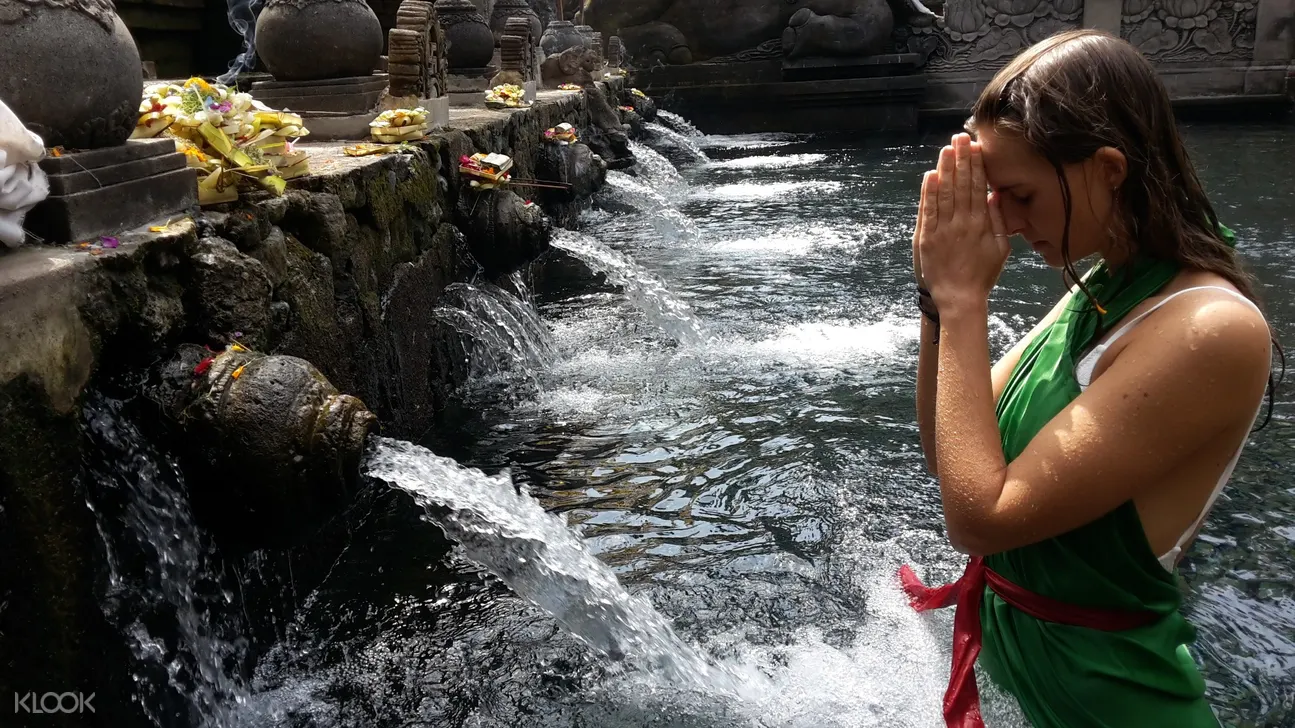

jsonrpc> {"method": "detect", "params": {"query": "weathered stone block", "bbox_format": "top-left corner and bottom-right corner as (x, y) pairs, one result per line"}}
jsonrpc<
(187, 236), (274, 348)
(25, 139), (197, 243)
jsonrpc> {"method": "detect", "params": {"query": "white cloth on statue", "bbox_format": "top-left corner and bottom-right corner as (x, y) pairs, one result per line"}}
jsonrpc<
(0, 98), (50, 248)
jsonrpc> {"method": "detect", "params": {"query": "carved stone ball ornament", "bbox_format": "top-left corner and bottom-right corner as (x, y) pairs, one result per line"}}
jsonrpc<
(489, 0), (541, 44)
(434, 0), (495, 69)
(256, 0), (384, 82)
(0, 0), (143, 149)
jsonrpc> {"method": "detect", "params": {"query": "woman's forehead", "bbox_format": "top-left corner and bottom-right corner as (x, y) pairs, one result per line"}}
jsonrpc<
(978, 129), (1043, 185)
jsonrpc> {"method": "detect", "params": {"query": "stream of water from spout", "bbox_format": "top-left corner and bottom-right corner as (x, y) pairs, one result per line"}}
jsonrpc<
(657, 110), (704, 138)
(433, 281), (557, 383)
(598, 171), (701, 244)
(363, 437), (754, 696)
(629, 140), (685, 195)
(550, 229), (715, 347)
(645, 122), (711, 164)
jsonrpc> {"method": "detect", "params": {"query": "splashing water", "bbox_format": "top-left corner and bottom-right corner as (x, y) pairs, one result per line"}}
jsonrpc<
(433, 281), (556, 382)
(708, 154), (829, 171)
(629, 141), (685, 198)
(657, 110), (704, 138)
(218, 0), (263, 84)
(82, 394), (250, 727)
(363, 437), (750, 693)
(551, 229), (715, 347)
(645, 122), (710, 164)
(599, 171), (701, 243)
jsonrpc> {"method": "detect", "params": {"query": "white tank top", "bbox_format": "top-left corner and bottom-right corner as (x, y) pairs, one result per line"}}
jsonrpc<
(1073, 285), (1270, 572)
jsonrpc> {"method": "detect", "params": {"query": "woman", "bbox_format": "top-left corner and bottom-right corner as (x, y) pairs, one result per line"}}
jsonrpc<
(902, 29), (1278, 728)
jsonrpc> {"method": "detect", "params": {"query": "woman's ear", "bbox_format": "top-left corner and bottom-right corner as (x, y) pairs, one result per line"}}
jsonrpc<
(1094, 146), (1128, 191)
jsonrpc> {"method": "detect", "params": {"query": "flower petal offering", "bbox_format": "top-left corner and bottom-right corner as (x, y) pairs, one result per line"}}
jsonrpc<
(131, 77), (311, 204)
(484, 84), (530, 109)
(370, 107), (430, 143)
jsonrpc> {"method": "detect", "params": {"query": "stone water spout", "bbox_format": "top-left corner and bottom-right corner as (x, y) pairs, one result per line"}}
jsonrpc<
(147, 343), (378, 548)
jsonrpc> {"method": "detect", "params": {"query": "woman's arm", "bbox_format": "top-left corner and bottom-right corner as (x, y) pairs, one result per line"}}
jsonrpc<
(914, 172), (941, 474)
(936, 292), (1269, 556)
(918, 252), (1068, 476)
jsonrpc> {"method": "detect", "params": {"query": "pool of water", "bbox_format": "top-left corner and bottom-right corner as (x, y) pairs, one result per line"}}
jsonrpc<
(242, 122), (1295, 727)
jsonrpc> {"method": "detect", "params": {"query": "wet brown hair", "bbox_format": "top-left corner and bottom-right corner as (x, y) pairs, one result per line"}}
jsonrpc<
(965, 28), (1282, 427)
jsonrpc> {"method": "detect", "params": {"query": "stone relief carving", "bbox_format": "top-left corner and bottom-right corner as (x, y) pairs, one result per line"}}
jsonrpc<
(1121, 0), (1256, 61)
(583, 0), (938, 65)
(898, 0), (1083, 72)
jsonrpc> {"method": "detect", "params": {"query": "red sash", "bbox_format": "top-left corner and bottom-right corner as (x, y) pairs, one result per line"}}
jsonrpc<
(898, 557), (1161, 728)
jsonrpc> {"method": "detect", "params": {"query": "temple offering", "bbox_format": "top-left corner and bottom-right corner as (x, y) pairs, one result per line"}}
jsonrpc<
(558, 83), (582, 91)
(484, 84), (530, 109)
(369, 107), (430, 143)
(544, 123), (578, 145)
(131, 77), (310, 204)
(459, 152), (513, 188)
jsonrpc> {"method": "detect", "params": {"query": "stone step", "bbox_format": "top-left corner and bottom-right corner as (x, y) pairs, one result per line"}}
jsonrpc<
(46, 150), (188, 196)
(26, 165), (197, 243)
(39, 137), (177, 175)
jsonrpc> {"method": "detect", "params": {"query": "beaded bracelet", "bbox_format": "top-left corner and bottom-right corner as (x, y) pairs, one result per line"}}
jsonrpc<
(917, 286), (940, 344)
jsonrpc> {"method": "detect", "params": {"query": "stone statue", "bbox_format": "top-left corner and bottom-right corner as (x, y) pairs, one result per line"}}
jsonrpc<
(583, 0), (939, 64)
(540, 44), (602, 88)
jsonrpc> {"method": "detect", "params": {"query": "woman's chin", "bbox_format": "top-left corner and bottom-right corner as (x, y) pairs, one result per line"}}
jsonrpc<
(1028, 240), (1065, 268)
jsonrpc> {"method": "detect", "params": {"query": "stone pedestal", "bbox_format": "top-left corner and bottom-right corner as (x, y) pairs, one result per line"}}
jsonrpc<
(782, 52), (924, 82)
(424, 95), (451, 128)
(25, 139), (197, 243)
(251, 74), (391, 140)
(490, 15), (538, 87)
(252, 75), (390, 113)
(448, 68), (496, 91)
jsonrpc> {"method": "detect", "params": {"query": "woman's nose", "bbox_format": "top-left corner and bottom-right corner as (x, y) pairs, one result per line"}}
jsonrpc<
(1002, 206), (1028, 237)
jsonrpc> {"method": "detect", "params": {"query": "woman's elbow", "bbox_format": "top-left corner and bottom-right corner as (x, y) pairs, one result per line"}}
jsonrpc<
(946, 521), (998, 557)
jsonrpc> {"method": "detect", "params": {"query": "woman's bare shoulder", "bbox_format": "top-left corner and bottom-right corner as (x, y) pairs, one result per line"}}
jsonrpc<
(1138, 271), (1272, 383)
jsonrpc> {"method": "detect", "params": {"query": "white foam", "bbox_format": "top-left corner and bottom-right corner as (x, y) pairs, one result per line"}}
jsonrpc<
(708, 154), (829, 171)
(690, 181), (842, 202)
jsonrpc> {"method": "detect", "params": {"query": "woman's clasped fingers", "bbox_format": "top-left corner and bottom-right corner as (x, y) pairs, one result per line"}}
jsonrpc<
(919, 170), (939, 254)
(936, 144), (956, 225)
(968, 139), (986, 229)
(953, 134), (972, 222)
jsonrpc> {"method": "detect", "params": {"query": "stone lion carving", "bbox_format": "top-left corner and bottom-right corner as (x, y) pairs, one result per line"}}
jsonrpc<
(540, 44), (603, 87)
(582, 0), (939, 64)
